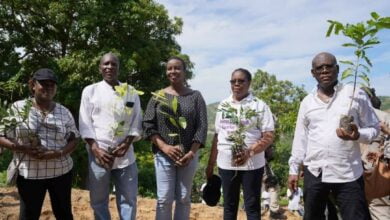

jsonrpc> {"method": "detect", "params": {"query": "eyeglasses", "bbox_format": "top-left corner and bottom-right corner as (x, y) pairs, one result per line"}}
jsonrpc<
(230, 79), (247, 85)
(314, 64), (336, 73)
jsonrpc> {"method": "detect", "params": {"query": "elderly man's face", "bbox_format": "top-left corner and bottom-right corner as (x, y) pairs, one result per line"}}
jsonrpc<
(99, 54), (119, 86)
(311, 54), (339, 89)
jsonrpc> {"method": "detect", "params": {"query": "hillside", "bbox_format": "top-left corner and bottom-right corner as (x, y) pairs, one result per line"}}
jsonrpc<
(379, 96), (390, 112)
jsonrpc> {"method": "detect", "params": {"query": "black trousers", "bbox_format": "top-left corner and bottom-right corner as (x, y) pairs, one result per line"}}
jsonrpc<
(16, 170), (73, 220)
(303, 166), (371, 220)
(219, 167), (264, 220)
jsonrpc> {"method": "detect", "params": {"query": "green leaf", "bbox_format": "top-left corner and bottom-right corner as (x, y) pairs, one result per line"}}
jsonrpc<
(158, 110), (171, 118)
(168, 133), (178, 137)
(363, 56), (372, 67)
(326, 22), (335, 37)
(358, 82), (369, 88)
(358, 64), (370, 73)
(355, 50), (362, 58)
(358, 73), (370, 84)
(362, 87), (372, 97)
(341, 43), (357, 48)
(339, 60), (354, 66)
(371, 12), (380, 20)
(169, 117), (178, 128)
(178, 117), (187, 129)
(171, 96), (178, 114)
(334, 23), (343, 35)
(341, 68), (353, 81)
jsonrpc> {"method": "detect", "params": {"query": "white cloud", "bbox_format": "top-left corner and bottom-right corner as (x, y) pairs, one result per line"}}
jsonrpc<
(157, 0), (390, 103)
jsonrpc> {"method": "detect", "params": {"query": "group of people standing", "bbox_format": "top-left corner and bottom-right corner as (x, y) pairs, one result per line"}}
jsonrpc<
(0, 51), (388, 220)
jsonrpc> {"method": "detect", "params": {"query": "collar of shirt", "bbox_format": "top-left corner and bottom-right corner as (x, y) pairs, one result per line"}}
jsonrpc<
(227, 92), (255, 104)
(310, 82), (343, 105)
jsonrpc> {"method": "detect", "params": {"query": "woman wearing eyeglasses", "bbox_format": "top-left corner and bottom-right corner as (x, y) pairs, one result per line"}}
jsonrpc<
(206, 68), (275, 220)
(0, 68), (79, 220)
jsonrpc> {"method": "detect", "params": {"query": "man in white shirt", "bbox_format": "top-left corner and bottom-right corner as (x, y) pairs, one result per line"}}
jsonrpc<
(288, 52), (380, 220)
(79, 53), (142, 220)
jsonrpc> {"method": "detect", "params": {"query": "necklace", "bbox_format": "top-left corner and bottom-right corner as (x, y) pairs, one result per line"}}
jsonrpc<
(33, 99), (55, 116)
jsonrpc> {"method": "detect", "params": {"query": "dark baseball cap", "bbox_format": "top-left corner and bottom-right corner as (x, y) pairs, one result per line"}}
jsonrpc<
(33, 68), (58, 83)
(202, 174), (221, 206)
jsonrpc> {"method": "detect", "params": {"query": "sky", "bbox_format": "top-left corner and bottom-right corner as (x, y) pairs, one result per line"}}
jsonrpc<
(156, 0), (390, 104)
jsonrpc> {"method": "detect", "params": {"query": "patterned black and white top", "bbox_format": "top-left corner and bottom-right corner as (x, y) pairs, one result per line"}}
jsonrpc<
(3, 99), (79, 179)
(143, 90), (208, 154)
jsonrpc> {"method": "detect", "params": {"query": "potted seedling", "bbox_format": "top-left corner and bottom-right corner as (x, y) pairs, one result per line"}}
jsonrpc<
(151, 90), (187, 155)
(326, 12), (390, 133)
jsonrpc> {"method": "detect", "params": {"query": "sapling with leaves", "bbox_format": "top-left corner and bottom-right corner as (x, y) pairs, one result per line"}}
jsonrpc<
(0, 98), (41, 151)
(326, 12), (390, 132)
(97, 83), (143, 169)
(218, 102), (261, 166)
(151, 90), (187, 154)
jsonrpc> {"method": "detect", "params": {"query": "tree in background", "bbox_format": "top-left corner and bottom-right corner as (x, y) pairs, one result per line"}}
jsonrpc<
(0, 0), (192, 190)
(251, 70), (307, 192)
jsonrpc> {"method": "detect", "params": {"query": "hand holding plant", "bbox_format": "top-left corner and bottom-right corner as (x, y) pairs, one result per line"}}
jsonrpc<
(326, 12), (390, 133)
(0, 98), (42, 155)
(95, 83), (142, 169)
(219, 102), (261, 166)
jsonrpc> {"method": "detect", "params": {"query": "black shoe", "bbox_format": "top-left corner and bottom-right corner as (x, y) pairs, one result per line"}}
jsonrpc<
(269, 210), (287, 220)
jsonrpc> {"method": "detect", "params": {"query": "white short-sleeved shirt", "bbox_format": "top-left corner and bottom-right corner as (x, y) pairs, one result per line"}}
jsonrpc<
(215, 93), (274, 170)
(79, 80), (143, 169)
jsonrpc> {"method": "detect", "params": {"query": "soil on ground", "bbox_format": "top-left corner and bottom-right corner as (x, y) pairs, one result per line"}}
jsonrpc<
(0, 187), (301, 219)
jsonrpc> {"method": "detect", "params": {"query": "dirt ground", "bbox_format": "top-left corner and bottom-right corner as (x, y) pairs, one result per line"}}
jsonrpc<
(0, 187), (301, 220)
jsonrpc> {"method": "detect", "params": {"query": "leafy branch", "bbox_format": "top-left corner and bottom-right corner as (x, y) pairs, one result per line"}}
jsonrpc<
(151, 90), (187, 153)
(109, 83), (142, 151)
(0, 98), (39, 147)
(99, 83), (142, 169)
(326, 12), (390, 112)
(219, 102), (261, 159)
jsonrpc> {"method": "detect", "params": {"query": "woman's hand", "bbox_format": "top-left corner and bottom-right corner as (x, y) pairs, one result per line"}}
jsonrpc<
(35, 149), (62, 160)
(175, 151), (195, 167)
(161, 144), (184, 162)
(233, 149), (250, 166)
(13, 143), (42, 157)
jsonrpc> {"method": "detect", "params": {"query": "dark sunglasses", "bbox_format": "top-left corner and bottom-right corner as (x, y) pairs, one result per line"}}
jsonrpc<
(230, 79), (247, 84)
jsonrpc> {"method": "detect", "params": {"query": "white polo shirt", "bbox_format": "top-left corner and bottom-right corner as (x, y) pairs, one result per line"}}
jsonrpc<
(215, 93), (274, 170)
